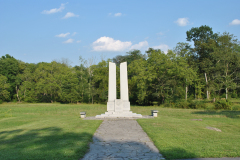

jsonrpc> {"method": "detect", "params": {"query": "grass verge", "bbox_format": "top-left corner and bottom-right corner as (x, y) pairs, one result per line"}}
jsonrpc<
(0, 103), (103, 160)
(136, 107), (240, 159)
(1, 103), (239, 160)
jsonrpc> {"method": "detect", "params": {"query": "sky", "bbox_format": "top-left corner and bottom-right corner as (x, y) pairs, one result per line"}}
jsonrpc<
(0, 0), (240, 67)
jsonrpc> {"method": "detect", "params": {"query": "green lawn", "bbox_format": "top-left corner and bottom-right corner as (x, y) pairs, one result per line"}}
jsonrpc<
(135, 107), (240, 160)
(1, 103), (240, 160)
(0, 103), (103, 160)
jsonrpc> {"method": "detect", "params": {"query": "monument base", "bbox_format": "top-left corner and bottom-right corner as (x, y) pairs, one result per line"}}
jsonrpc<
(95, 111), (142, 118)
(96, 99), (142, 118)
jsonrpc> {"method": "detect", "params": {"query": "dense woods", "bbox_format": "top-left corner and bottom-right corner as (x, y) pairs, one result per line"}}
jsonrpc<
(1, 25), (240, 105)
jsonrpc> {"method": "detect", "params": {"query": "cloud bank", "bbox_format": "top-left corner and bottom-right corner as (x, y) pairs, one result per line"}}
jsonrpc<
(92, 37), (132, 51)
(63, 39), (74, 43)
(42, 3), (66, 14)
(152, 44), (170, 53)
(175, 18), (189, 26)
(92, 37), (150, 52)
(55, 32), (70, 38)
(62, 12), (79, 19)
(114, 13), (122, 17)
(230, 19), (240, 25)
(130, 41), (148, 50)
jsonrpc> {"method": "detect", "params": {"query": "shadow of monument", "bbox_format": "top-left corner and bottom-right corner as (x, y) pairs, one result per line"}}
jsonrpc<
(0, 127), (92, 160)
(191, 110), (240, 119)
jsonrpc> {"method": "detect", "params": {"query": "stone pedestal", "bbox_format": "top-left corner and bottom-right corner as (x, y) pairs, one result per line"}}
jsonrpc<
(96, 62), (142, 118)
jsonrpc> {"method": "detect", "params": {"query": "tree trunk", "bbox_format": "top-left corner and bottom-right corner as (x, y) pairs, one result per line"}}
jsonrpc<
(226, 88), (228, 100)
(185, 79), (188, 100)
(92, 95), (93, 104)
(88, 83), (90, 103)
(16, 85), (20, 102)
(205, 73), (209, 99)
(226, 63), (228, 100)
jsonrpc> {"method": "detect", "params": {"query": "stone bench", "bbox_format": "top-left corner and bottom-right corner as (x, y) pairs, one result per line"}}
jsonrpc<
(80, 112), (86, 118)
(151, 110), (159, 117)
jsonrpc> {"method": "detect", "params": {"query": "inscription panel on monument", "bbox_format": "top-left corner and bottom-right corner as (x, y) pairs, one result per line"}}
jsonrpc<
(114, 99), (123, 112)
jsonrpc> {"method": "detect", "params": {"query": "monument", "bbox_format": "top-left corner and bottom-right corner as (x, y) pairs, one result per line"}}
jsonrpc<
(96, 62), (142, 118)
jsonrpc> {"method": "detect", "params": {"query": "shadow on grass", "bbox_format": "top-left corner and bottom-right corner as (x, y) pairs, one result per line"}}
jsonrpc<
(192, 110), (240, 118)
(0, 127), (92, 160)
(160, 147), (197, 160)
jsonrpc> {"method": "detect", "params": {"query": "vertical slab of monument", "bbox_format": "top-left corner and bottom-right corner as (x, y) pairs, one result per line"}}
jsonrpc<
(120, 62), (130, 112)
(107, 62), (116, 112)
(95, 62), (142, 118)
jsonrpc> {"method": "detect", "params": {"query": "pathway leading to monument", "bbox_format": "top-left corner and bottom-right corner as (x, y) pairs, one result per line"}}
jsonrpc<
(82, 119), (165, 160)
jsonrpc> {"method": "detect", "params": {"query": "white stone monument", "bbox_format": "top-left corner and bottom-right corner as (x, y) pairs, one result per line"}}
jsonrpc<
(96, 62), (142, 118)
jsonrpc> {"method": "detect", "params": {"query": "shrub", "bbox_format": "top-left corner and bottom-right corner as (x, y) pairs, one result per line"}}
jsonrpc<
(189, 100), (207, 109)
(231, 104), (240, 111)
(164, 100), (207, 109)
(174, 100), (190, 109)
(0, 100), (2, 104)
(221, 94), (226, 98)
(231, 92), (237, 98)
(214, 99), (232, 110)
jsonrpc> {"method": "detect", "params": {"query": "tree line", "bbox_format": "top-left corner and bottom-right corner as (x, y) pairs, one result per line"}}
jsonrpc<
(1, 25), (240, 105)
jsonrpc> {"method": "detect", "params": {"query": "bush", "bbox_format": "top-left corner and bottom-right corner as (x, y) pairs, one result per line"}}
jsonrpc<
(164, 100), (207, 109)
(189, 100), (207, 109)
(0, 100), (2, 104)
(231, 93), (237, 98)
(214, 99), (232, 110)
(174, 100), (190, 109)
(221, 94), (226, 98)
(231, 104), (240, 111)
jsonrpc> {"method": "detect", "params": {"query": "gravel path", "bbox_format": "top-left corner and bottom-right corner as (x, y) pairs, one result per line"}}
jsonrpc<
(82, 119), (165, 160)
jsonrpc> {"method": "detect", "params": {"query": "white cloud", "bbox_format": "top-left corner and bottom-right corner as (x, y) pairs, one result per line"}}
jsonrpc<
(152, 44), (170, 53)
(130, 41), (149, 50)
(175, 18), (189, 26)
(157, 32), (164, 35)
(76, 40), (81, 43)
(230, 19), (240, 25)
(62, 12), (79, 19)
(55, 32), (70, 38)
(114, 13), (122, 17)
(72, 32), (77, 36)
(92, 36), (132, 51)
(42, 3), (66, 14)
(63, 39), (74, 43)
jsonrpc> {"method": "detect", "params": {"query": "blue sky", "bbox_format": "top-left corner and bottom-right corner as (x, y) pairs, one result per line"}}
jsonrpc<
(1, 0), (240, 66)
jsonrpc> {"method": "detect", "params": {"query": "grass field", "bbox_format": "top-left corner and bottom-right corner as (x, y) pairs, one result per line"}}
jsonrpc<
(0, 103), (240, 160)
(0, 103), (104, 160)
(136, 107), (240, 159)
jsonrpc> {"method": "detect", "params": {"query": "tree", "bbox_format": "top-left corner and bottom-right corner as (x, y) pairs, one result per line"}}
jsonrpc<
(0, 54), (20, 100)
(146, 48), (196, 104)
(0, 74), (10, 101)
(128, 58), (149, 104)
(74, 57), (88, 103)
(186, 25), (218, 99)
(211, 32), (240, 99)
(91, 60), (109, 103)
(113, 50), (146, 66)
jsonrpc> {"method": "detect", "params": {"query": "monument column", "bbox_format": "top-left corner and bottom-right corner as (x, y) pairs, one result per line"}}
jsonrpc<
(107, 62), (116, 112)
(120, 62), (130, 111)
(96, 61), (141, 118)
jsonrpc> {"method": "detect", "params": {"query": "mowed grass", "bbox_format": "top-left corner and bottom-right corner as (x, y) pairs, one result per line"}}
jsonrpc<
(0, 103), (105, 160)
(1, 103), (240, 160)
(134, 107), (240, 160)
